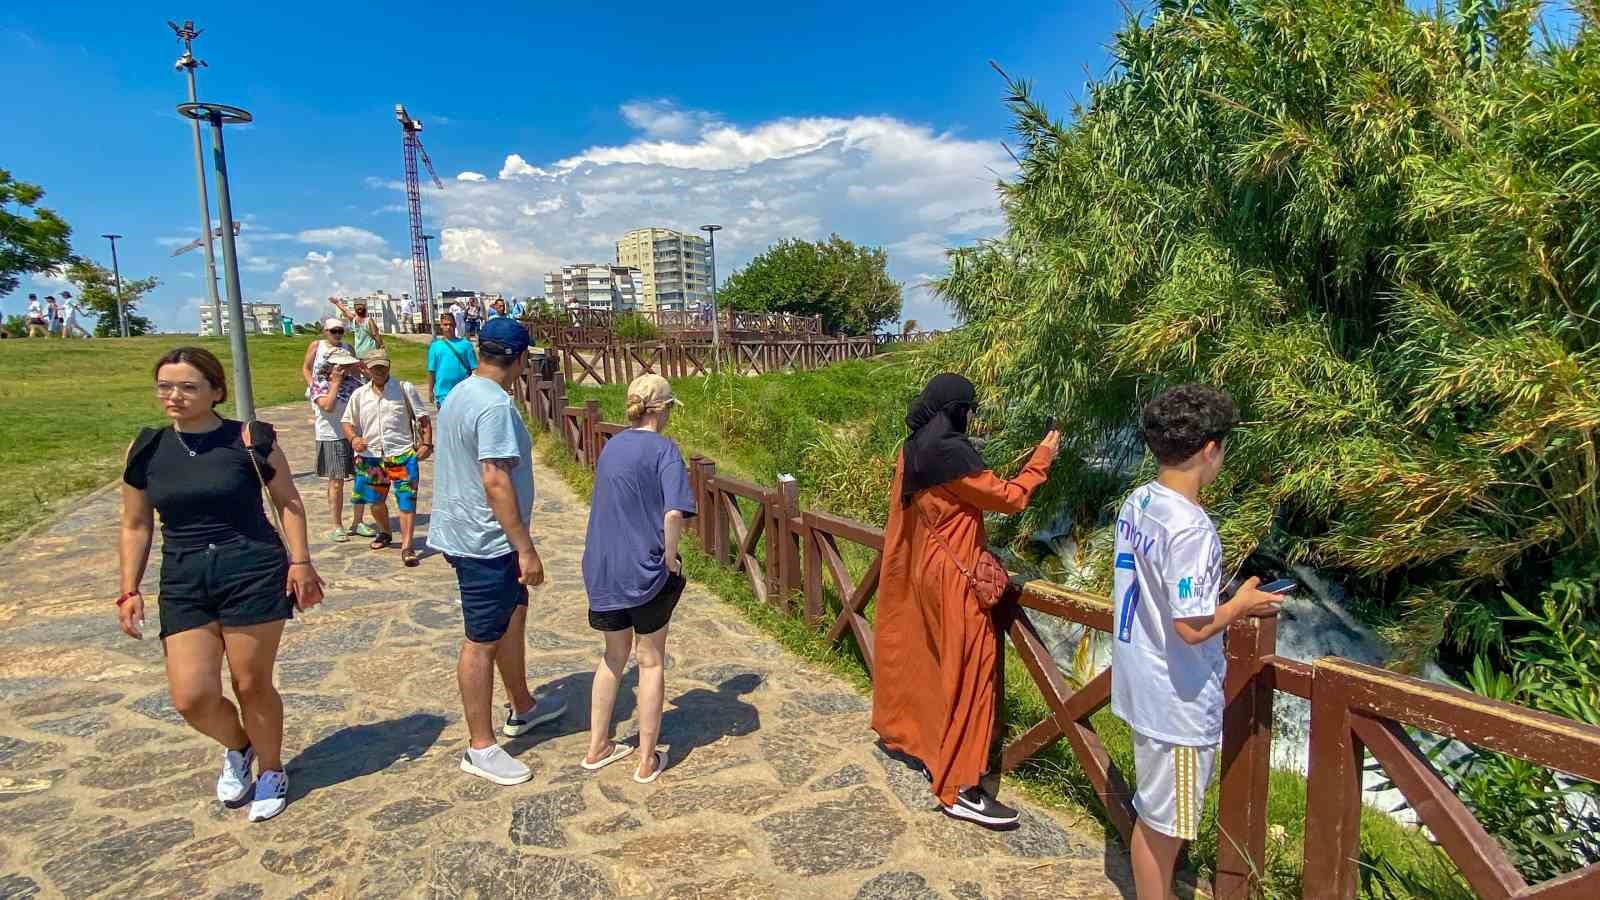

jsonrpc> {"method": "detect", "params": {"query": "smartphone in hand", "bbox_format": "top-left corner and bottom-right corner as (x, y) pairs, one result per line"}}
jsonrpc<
(1259, 578), (1298, 595)
(1044, 415), (1056, 433)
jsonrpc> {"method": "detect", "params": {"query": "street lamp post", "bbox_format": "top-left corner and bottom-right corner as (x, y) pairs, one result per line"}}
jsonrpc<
(102, 234), (128, 337)
(421, 234), (437, 336)
(169, 20), (223, 334)
(699, 224), (722, 369)
(178, 101), (256, 422)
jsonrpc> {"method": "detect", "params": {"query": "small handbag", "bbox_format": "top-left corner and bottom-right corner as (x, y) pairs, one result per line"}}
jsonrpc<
(915, 496), (1010, 611)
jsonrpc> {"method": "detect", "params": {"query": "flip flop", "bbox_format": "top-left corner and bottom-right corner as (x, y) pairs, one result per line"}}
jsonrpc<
(370, 533), (393, 550)
(402, 548), (420, 567)
(327, 528), (349, 543)
(581, 742), (635, 772)
(633, 749), (668, 785)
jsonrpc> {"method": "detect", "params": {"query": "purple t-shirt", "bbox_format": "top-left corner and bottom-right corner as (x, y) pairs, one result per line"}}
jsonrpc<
(581, 429), (697, 611)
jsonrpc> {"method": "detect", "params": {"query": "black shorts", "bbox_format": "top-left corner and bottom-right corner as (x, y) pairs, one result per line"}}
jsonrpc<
(157, 536), (293, 639)
(445, 551), (528, 643)
(588, 572), (686, 635)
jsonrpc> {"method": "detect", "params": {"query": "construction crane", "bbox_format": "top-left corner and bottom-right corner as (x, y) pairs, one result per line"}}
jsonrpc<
(396, 104), (443, 333)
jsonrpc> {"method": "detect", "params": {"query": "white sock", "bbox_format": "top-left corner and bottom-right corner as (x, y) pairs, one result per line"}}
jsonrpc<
(467, 745), (500, 764)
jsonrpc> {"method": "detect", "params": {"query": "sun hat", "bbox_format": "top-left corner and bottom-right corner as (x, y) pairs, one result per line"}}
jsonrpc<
(326, 348), (360, 366)
(324, 317), (346, 331)
(361, 349), (391, 369)
(627, 373), (681, 413)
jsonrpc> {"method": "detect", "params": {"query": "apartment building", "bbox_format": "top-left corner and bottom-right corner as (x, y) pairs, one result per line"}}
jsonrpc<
(542, 265), (642, 312)
(614, 227), (710, 312)
(199, 302), (284, 336)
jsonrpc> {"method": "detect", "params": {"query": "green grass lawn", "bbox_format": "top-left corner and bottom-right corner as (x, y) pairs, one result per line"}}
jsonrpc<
(541, 361), (1472, 899)
(0, 334), (428, 539)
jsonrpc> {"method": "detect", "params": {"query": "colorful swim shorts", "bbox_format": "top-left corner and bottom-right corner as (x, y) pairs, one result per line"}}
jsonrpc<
(353, 450), (419, 513)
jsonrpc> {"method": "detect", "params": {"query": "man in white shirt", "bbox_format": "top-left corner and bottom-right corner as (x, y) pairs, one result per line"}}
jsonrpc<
(1110, 384), (1283, 898)
(449, 300), (467, 338)
(26, 295), (48, 337)
(342, 349), (432, 565)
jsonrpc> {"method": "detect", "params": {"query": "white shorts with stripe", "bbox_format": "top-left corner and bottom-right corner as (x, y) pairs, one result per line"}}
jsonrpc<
(1131, 733), (1217, 840)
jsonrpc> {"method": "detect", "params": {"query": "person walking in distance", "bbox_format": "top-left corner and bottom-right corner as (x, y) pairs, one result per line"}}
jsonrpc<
(342, 349), (432, 566)
(60, 291), (92, 338)
(26, 294), (49, 337)
(118, 347), (326, 821)
(427, 311), (477, 410)
(331, 296), (384, 357)
(1111, 385), (1283, 898)
(309, 347), (366, 543)
(871, 373), (1059, 828)
(45, 295), (62, 336)
(429, 317), (566, 785)
(449, 298), (468, 338)
(579, 374), (694, 782)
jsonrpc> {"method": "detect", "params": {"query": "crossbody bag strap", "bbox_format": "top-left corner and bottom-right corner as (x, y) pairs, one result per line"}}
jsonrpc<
(911, 493), (978, 588)
(400, 382), (420, 450)
(242, 421), (287, 536)
(441, 338), (471, 372)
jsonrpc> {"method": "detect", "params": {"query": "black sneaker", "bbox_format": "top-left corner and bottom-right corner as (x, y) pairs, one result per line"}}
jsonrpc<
(943, 786), (1019, 828)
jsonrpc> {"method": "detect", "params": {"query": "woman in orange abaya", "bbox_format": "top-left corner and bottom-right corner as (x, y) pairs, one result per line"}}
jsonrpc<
(872, 373), (1058, 828)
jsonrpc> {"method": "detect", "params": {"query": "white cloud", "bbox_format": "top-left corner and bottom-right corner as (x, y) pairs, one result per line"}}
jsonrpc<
(456, 171), (488, 182)
(245, 103), (1012, 329)
(619, 99), (719, 139)
(295, 226), (387, 250)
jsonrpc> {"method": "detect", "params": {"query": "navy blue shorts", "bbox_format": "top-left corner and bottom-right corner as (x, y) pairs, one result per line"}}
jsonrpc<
(445, 551), (528, 643)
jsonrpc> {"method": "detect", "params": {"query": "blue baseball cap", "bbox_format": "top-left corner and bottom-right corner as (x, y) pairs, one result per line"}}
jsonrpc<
(478, 317), (531, 356)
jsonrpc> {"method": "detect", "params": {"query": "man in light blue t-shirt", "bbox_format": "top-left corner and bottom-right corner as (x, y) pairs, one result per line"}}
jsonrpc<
(428, 316), (564, 787)
(426, 312), (478, 409)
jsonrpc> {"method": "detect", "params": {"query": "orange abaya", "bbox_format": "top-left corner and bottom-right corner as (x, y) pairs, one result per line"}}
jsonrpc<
(871, 444), (1053, 806)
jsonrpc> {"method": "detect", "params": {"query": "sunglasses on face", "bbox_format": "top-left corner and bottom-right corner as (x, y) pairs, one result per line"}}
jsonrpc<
(328, 328), (346, 334)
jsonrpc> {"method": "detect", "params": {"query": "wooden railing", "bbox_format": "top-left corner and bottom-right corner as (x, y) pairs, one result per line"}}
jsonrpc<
(545, 337), (878, 386)
(516, 364), (1600, 899)
(528, 309), (824, 345)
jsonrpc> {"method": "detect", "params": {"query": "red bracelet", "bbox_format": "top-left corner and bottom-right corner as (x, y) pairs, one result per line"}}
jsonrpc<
(115, 591), (141, 607)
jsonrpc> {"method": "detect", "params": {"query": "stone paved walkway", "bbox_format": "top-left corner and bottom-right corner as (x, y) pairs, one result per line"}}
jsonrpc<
(0, 403), (1133, 899)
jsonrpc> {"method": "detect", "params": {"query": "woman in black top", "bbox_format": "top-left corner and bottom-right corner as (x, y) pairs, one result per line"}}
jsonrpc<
(118, 347), (324, 823)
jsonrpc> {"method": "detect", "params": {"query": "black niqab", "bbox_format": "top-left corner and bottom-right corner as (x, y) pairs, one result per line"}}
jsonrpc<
(901, 373), (986, 505)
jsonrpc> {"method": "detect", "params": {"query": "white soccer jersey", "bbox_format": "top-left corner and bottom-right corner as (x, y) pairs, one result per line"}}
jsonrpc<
(1109, 480), (1226, 746)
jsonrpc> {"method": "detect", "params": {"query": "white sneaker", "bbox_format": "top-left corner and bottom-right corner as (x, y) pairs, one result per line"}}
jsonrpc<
(502, 695), (568, 737)
(217, 744), (256, 803)
(460, 744), (532, 786)
(248, 769), (288, 822)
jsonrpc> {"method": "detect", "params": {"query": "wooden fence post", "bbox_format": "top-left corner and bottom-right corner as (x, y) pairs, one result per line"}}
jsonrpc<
(550, 374), (567, 433)
(802, 515), (823, 627)
(583, 400), (602, 468)
(775, 475), (801, 605)
(560, 347), (574, 385)
(1215, 616), (1276, 900)
(697, 460), (718, 551)
(1302, 664), (1364, 900)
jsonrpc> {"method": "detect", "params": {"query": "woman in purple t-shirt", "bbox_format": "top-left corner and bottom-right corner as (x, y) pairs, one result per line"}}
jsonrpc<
(578, 374), (696, 783)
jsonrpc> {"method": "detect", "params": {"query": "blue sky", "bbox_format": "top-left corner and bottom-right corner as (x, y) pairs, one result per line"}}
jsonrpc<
(1, 1), (1129, 331)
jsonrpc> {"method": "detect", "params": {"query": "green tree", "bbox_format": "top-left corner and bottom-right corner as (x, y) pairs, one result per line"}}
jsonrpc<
(718, 234), (902, 335)
(66, 259), (156, 337)
(0, 169), (73, 297)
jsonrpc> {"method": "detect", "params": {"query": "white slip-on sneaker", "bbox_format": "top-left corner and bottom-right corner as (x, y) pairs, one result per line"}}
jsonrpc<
(502, 695), (568, 737)
(217, 744), (256, 803)
(460, 744), (533, 786)
(248, 769), (288, 822)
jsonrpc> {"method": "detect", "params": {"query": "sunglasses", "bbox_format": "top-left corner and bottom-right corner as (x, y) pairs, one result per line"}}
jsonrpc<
(327, 327), (346, 334)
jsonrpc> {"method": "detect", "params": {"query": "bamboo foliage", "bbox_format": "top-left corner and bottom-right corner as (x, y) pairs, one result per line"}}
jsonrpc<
(933, 0), (1600, 665)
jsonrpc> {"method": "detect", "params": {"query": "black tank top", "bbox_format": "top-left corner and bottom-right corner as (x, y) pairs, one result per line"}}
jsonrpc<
(123, 420), (281, 550)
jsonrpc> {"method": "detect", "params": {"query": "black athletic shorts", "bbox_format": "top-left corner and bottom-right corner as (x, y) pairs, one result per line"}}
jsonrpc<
(588, 571), (686, 635)
(157, 536), (293, 639)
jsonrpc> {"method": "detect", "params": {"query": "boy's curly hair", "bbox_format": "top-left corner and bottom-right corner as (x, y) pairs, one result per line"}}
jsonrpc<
(1140, 384), (1239, 466)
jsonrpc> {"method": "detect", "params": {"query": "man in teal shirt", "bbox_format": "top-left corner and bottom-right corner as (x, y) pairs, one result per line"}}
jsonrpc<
(427, 311), (478, 409)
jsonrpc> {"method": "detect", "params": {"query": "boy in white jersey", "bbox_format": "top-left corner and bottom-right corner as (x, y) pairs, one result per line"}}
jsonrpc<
(1111, 384), (1284, 898)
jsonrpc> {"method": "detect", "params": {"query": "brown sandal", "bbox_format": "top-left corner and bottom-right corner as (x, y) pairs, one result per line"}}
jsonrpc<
(370, 533), (393, 550)
(402, 548), (420, 567)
